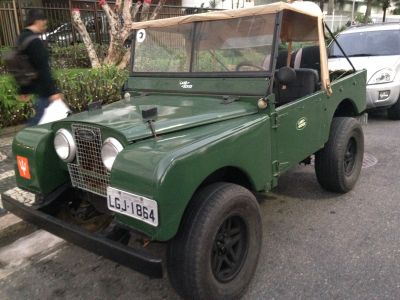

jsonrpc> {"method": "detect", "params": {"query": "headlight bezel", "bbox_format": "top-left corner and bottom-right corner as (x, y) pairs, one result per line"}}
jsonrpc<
(101, 137), (124, 172)
(368, 68), (395, 85)
(54, 128), (76, 163)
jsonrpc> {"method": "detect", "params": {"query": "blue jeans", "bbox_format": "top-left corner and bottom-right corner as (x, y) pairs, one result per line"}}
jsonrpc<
(27, 96), (50, 126)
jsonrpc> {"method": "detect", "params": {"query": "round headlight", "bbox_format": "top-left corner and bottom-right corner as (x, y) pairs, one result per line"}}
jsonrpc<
(101, 137), (123, 171)
(54, 129), (76, 162)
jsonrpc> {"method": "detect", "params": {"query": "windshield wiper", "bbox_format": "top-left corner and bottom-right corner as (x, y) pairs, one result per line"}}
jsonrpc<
(328, 55), (344, 58)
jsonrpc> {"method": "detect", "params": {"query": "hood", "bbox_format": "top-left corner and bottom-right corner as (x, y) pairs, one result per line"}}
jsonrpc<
(63, 94), (258, 142)
(328, 55), (400, 83)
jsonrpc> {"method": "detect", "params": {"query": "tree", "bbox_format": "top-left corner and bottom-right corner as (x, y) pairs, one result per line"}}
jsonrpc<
(363, 0), (373, 24)
(327, 0), (334, 14)
(382, 0), (390, 22)
(71, 0), (166, 69)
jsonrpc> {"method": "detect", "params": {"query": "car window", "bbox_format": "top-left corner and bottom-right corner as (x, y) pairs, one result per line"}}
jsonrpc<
(329, 29), (400, 57)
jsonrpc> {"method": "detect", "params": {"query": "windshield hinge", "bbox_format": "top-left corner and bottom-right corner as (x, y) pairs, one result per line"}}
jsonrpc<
(221, 95), (240, 104)
(272, 160), (280, 177)
(271, 112), (279, 128)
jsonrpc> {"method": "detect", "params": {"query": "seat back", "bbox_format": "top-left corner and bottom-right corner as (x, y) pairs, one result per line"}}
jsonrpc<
(293, 45), (321, 71)
(274, 68), (319, 105)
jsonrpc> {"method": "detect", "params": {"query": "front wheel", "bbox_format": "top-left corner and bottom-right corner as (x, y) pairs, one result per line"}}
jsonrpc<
(315, 117), (364, 193)
(167, 183), (262, 300)
(387, 99), (400, 120)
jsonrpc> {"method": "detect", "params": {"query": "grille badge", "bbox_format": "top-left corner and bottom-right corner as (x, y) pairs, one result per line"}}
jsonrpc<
(75, 128), (96, 142)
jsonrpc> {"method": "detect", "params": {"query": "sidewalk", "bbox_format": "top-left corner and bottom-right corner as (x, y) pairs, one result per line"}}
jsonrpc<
(0, 134), (16, 215)
(0, 132), (33, 244)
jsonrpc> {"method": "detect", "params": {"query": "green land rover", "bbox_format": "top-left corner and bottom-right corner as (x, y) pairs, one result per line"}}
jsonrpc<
(2, 2), (367, 299)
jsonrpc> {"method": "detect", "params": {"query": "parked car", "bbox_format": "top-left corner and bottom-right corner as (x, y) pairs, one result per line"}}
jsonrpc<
(328, 23), (400, 119)
(2, 2), (367, 299)
(43, 15), (109, 46)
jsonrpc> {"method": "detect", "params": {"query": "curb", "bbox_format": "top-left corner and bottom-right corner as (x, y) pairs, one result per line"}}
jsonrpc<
(0, 188), (37, 244)
(0, 213), (36, 248)
(0, 124), (24, 138)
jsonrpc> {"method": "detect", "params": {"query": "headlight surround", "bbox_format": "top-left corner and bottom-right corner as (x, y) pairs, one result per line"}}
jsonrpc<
(54, 129), (76, 162)
(368, 68), (395, 85)
(101, 137), (124, 171)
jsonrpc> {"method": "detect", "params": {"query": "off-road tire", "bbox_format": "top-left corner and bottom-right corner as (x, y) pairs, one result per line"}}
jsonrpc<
(315, 117), (364, 193)
(387, 99), (400, 120)
(167, 182), (262, 300)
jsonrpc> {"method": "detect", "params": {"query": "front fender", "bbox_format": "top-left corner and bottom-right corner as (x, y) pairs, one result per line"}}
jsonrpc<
(12, 125), (69, 194)
(111, 115), (271, 241)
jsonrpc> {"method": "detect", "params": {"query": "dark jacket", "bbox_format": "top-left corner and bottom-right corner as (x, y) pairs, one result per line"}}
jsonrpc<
(17, 28), (58, 97)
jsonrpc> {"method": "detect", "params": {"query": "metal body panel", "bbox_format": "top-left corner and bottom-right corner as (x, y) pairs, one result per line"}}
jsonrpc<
(273, 70), (366, 174)
(125, 76), (270, 96)
(13, 125), (69, 195)
(110, 115), (271, 241)
(64, 94), (259, 142)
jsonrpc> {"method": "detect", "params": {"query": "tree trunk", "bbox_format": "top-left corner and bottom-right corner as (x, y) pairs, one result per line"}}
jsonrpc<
(383, 8), (387, 22)
(364, 0), (372, 24)
(71, 10), (101, 68)
(72, 0), (165, 69)
(150, 0), (166, 21)
(328, 0), (334, 15)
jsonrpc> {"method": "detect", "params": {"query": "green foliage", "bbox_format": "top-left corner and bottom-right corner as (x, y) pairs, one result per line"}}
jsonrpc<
(0, 66), (128, 128)
(50, 44), (108, 69)
(0, 76), (33, 128)
(56, 65), (128, 112)
(0, 47), (10, 75)
(355, 13), (371, 24)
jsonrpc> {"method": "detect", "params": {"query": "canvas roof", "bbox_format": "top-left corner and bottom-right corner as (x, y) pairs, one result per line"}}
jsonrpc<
(131, 2), (322, 31)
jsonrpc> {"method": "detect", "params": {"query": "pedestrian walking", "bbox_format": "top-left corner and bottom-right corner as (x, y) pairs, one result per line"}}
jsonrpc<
(16, 8), (63, 126)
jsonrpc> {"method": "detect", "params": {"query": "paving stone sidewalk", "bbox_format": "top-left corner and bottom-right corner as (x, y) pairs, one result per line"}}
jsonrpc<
(0, 135), (16, 215)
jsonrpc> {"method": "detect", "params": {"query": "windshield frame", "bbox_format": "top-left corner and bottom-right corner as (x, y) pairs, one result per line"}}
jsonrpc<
(129, 13), (281, 79)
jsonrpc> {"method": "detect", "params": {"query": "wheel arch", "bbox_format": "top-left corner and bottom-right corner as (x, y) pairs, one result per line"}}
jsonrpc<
(333, 98), (358, 118)
(197, 166), (255, 192)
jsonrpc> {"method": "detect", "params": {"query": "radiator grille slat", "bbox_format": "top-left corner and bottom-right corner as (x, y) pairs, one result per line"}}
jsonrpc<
(67, 124), (110, 197)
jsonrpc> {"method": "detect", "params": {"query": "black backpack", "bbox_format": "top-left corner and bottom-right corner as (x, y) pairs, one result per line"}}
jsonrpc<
(4, 35), (39, 87)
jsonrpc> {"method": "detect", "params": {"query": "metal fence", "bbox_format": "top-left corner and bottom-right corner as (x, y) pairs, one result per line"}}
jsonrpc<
(325, 14), (400, 33)
(0, 0), (221, 47)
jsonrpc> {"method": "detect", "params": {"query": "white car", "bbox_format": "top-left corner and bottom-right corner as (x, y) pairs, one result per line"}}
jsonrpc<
(328, 23), (400, 119)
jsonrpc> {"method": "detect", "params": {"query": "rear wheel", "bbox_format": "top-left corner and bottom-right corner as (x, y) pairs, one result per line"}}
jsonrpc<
(167, 183), (262, 300)
(315, 117), (364, 193)
(387, 99), (400, 120)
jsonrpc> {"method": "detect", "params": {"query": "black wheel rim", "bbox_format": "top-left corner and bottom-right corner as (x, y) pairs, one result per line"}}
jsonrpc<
(344, 137), (357, 176)
(211, 215), (248, 283)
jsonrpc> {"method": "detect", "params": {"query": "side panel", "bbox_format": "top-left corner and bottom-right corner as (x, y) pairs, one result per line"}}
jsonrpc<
(110, 115), (271, 241)
(275, 91), (324, 173)
(273, 70), (367, 174)
(323, 70), (367, 137)
(13, 125), (69, 194)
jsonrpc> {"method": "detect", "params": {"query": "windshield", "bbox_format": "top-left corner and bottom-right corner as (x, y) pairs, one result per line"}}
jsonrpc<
(329, 29), (400, 57)
(132, 14), (276, 73)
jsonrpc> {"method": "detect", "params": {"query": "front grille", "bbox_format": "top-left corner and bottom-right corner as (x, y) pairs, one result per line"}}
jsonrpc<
(68, 124), (109, 197)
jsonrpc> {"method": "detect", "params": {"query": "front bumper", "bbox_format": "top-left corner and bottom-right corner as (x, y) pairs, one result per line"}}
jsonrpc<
(366, 81), (400, 109)
(1, 189), (163, 278)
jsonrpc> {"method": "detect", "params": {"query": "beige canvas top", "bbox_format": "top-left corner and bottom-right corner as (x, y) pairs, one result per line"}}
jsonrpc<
(131, 1), (332, 95)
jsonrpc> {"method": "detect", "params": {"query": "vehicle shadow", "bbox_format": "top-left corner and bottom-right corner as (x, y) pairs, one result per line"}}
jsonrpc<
(258, 165), (340, 202)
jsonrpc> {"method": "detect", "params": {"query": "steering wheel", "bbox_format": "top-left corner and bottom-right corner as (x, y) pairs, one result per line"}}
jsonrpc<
(235, 61), (265, 71)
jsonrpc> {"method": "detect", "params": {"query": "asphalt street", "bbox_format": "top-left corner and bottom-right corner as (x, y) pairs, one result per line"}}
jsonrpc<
(0, 111), (399, 300)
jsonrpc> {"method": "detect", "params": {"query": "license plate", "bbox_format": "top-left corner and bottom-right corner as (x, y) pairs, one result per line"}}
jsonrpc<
(107, 187), (158, 227)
